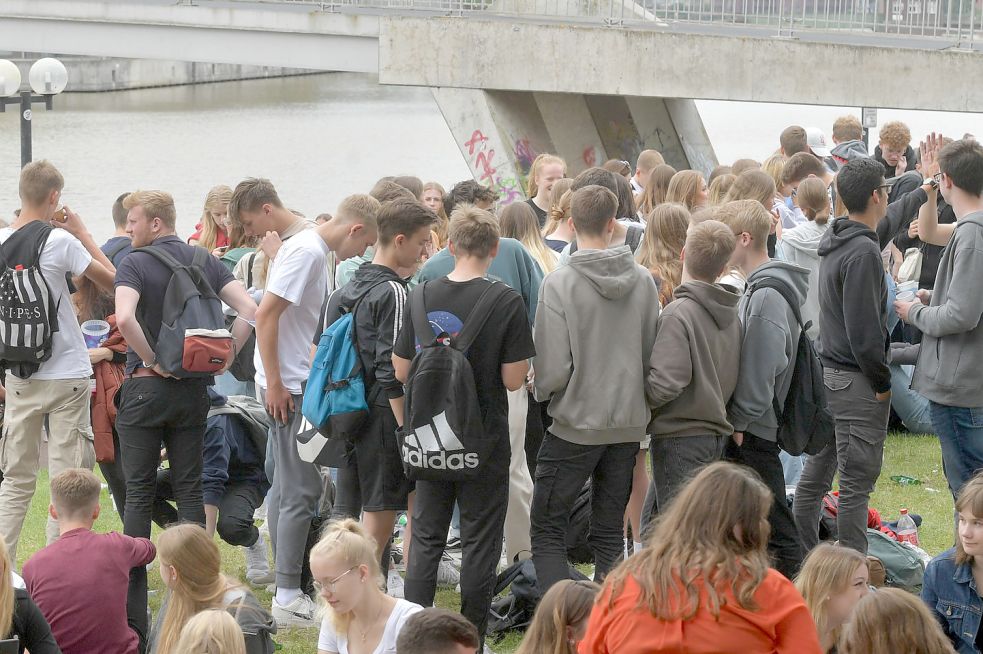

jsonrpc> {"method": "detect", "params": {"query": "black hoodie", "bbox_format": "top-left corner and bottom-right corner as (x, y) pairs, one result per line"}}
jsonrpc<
(817, 218), (891, 393)
(324, 263), (409, 406)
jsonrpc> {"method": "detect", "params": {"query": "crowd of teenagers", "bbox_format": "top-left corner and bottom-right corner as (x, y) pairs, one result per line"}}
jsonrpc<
(3, 113), (983, 654)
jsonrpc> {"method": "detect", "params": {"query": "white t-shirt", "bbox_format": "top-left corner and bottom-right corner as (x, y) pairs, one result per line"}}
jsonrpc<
(254, 229), (329, 394)
(0, 226), (93, 380)
(317, 599), (422, 654)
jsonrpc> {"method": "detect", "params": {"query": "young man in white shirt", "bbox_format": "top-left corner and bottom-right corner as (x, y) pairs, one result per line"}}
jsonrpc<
(0, 160), (116, 560)
(230, 180), (378, 626)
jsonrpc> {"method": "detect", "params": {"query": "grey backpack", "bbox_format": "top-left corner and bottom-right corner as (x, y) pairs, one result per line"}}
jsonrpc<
(135, 246), (232, 378)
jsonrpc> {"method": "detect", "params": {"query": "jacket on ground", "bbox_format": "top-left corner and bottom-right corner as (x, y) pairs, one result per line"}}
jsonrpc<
(646, 280), (741, 438)
(534, 245), (660, 446)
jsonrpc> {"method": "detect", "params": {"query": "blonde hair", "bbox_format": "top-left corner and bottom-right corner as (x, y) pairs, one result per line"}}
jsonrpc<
(795, 177), (831, 225)
(724, 170), (777, 211)
(498, 203), (557, 274)
(636, 203), (689, 307)
(19, 160), (64, 207)
(878, 121), (912, 151)
(514, 580), (600, 654)
(336, 194), (382, 230)
(956, 473), (983, 565)
(665, 171), (706, 211)
(527, 154), (567, 198)
(423, 182), (450, 248)
(156, 524), (239, 654)
(684, 220), (737, 283)
(543, 179), (574, 237)
(636, 149), (665, 175)
(175, 610), (246, 654)
(448, 206), (500, 259)
(716, 199), (774, 246)
(195, 185), (233, 252)
(0, 539), (12, 641)
(50, 468), (101, 521)
(795, 544), (868, 645)
(839, 588), (955, 654)
(761, 154), (788, 194)
(638, 164), (677, 215)
(833, 115), (864, 143)
(707, 173), (736, 206)
(123, 190), (177, 230)
(310, 519), (381, 633)
(602, 462), (772, 621)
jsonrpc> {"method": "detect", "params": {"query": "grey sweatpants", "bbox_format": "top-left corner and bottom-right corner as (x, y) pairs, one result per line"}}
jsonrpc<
(261, 389), (323, 589)
(793, 368), (889, 555)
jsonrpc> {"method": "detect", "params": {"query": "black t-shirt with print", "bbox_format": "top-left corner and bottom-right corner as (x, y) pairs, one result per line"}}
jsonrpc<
(394, 277), (536, 469)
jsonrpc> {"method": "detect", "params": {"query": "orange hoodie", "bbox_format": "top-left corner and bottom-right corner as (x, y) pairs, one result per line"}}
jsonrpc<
(579, 569), (822, 654)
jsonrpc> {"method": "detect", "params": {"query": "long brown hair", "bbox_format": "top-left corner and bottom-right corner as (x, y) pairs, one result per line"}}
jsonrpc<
(795, 177), (831, 226)
(707, 173), (736, 206)
(0, 539), (13, 641)
(956, 473), (983, 565)
(635, 203), (689, 307)
(156, 524), (239, 654)
(423, 181), (450, 248)
(514, 580), (600, 654)
(638, 164), (677, 215)
(724, 170), (777, 211)
(499, 202), (557, 273)
(839, 588), (956, 654)
(543, 179), (574, 237)
(665, 170), (707, 211)
(602, 462), (772, 621)
(73, 275), (115, 323)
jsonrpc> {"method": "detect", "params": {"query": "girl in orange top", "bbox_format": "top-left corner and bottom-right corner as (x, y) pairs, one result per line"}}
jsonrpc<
(579, 461), (822, 654)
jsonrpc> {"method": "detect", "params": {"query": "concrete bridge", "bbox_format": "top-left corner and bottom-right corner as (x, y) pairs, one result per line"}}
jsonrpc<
(4, 0), (983, 199)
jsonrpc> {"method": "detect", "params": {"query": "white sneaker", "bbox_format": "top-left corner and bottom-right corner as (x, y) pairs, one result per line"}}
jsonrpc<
(437, 553), (461, 588)
(272, 593), (318, 628)
(387, 569), (405, 599)
(244, 533), (274, 585)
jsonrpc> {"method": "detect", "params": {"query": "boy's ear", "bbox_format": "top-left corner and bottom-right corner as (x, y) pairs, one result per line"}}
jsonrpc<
(48, 503), (58, 521)
(92, 504), (101, 521)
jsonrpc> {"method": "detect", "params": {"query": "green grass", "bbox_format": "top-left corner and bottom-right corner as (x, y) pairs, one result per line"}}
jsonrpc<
(12, 432), (955, 654)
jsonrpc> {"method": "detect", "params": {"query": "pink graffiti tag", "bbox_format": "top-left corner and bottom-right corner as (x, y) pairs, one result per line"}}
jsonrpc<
(465, 130), (489, 157)
(475, 150), (498, 185)
(583, 146), (597, 168)
(514, 138), (537, 170)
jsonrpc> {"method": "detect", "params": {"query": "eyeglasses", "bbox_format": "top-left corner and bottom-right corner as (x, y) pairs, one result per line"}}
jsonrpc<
(312, 566), (357, 593)
(933, 172), (945, 184)
(877, 183), (894, 193)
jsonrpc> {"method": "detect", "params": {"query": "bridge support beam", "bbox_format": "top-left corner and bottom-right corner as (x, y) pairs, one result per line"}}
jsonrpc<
(432, 87), (717, 204)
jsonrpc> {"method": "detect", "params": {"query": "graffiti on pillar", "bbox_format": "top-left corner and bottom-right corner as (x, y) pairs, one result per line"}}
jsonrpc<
(605, 121), (645, 164)
(513, 138), (538, 171)
(582, 146), (599, 168)
(463, 128), (524, 205)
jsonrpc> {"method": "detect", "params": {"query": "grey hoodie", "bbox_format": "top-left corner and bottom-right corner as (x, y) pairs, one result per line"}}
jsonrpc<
(533, 245), (660, 445)
(646, 281), (742, 438)
(910, 211), (983, 407)
(728, 261), (810, 441)
(830, 139), (869, 169)
(776, 220), (828, 339)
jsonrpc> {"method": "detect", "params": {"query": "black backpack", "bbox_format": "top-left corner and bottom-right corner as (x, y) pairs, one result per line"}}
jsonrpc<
(487, 559), (589, 637)
(399, 280), (510, 482)
(745, 277), (834, 456)
(0, 221), (59, 379)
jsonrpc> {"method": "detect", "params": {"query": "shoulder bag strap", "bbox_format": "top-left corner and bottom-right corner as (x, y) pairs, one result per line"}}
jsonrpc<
(409, 282), (438, 348)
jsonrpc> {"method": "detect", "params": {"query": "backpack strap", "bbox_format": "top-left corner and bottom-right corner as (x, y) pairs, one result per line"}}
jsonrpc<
(244, 252), (257, 289)
(133, 245), (183, 271)
(744, 275), (804, 423)
(105, 239), (130, 262)
(451, 281), (511, 353)
(409, 282), (438, 348)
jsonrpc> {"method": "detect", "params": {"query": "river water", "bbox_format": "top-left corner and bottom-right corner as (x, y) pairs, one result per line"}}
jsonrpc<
(2, 72), (983, 244)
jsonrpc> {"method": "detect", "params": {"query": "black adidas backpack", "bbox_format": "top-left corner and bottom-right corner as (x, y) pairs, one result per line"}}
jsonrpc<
(0, 221), (59, 379)
(745, 277), (834, 456)
(400, 280), (511, 482)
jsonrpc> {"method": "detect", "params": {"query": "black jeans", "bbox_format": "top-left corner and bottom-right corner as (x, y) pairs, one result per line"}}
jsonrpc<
(524, 397), (550, 478)
(642, 434), (725, 535)
(725, 432), (803, 578)
(152, 469), (263, 547)
(530, 433), (638, 593)
(404, 448), (509, 641)
(116, 376), (210, 652)
(98, 427), (127, 516)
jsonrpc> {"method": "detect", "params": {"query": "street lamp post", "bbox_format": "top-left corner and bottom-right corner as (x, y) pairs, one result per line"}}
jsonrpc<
(0, 57), (68, 169)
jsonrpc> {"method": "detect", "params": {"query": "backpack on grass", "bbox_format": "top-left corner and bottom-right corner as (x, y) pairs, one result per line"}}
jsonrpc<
(0, 221), (59, 379)
(745, 277), (834, 456)
(135, 246), (233, 377)
(866, 528), (925, 592)
(399, 280), (511, 482)
(487, 559), (589, 637)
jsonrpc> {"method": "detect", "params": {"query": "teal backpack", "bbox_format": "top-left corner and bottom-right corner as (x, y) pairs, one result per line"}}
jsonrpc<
(301, 284), (384, 460)
(866, 528), (925, 592)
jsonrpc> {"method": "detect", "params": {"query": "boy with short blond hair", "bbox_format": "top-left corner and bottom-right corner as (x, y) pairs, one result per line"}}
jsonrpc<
(23, 469), (156, 654)
(394, 206), (534, 642)
(643, 221), (742, 525)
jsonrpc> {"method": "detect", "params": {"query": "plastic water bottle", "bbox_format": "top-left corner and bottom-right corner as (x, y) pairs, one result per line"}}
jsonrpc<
(897, 509), (920, 546)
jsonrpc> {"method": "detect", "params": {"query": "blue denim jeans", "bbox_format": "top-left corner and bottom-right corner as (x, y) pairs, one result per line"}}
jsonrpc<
(930, 402), (983, 498)
(891, 364), (935, 434)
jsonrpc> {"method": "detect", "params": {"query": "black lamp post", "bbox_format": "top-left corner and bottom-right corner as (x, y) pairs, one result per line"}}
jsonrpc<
(0, 58), (68, 169)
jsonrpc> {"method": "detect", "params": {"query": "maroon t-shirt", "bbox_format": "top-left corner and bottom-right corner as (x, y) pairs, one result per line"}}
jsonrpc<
(23, 528), (156, 654)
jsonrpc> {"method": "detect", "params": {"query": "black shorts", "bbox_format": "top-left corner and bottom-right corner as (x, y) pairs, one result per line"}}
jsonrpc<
(345, 405), (412, 512)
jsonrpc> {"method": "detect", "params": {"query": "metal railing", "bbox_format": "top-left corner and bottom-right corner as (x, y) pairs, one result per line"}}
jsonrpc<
(224, 0), (983, 47)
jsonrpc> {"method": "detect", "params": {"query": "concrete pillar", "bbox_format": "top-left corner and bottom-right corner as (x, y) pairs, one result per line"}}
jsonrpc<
(623, 96), (718, 175)
(665, 98), (718, 176)
(534, 92), (607, 175)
